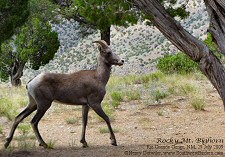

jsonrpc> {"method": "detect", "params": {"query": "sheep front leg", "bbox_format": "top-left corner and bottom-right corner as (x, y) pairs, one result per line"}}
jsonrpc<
(80, 105), (90, 147)
(91, 104), (117, 146)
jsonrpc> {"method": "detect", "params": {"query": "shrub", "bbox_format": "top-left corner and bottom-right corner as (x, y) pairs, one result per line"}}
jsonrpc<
(66, 117), (78, 125)
(191, 97), (206, 111)
(111, 100), (120, 108)
(126, 91), (141, 101)
(157, 53), (198, 74)
(111, 91), (124, 102)
(151, 89), (168, 103)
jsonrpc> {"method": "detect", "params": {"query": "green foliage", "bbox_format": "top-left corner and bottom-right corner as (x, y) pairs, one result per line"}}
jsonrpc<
(111, 100), (120, 108)
(157, 53), (199, 74)
(166, 5), (189, 19)
(111, 91), (124, 108)
(29, 0), (58, 22)
(74, 0), (139, 31)
(0, 20), (59, 82)
(145, 0), (190, 22)
(0, 0), (60, 82)
(204, 33), (225, 62)
(22, 18), (60, 70)
(204, 33), (220, 53)
(0, 0), (29, 44)
(0, 41), (13, 82)
(111, 91), (123, 102)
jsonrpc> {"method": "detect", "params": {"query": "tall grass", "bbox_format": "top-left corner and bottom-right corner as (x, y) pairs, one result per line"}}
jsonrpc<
(190, 96), (206, 111)
(0, 86), (28, 120)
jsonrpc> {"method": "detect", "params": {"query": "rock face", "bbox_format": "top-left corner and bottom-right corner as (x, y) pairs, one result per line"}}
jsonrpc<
(22, 0), (209, 82)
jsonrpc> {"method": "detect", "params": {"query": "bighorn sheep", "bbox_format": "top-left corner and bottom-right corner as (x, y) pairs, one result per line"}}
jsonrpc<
(5, 40), (124, 148)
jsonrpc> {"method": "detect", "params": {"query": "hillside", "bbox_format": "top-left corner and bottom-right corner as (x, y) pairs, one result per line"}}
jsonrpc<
(22, 0), (208, 82)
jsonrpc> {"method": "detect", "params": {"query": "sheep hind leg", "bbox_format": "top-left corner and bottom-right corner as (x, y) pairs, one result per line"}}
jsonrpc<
(91, 104), (117, 146)
(80, 105), (90, 148)
(31, 102), (51, 148)
(5, 96), (37, 148)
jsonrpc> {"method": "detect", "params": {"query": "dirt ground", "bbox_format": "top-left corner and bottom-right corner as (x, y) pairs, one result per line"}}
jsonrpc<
(1, 81), (225, 157)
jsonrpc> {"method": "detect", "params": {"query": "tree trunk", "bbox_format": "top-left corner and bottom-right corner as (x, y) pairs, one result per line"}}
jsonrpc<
(133, 0), (225, 108)
(10, 60), (25, 87)
(204, 0), (225, 54)
(100, 26), (111, 45)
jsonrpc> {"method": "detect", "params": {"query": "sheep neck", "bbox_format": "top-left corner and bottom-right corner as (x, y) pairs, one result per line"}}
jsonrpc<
(96, 57), (111, 85)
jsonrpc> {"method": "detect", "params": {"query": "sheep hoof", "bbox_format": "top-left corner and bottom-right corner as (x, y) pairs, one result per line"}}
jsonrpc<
(111, 139), (117, 146)
(4, 142), (9, 149)
(80, 140), (88, 148)
(39, 143), (48, 149)
(4, 137), (12, 148)
(82, 142), (88, 148)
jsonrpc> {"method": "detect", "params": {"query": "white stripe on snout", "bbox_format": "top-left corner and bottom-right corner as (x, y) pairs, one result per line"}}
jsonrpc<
(27, 73), (45, 98)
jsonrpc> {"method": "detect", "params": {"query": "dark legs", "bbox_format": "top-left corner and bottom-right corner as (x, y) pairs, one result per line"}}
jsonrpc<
(31, 102), (51, 148)
(5, 99), (117, 149)
(80, 105), (89, 147)
(4, 94), (51, 149)
(5, 96), (37, 148)
(91, 104), (117, 146)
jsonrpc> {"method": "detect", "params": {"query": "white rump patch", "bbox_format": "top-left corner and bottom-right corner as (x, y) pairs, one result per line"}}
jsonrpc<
(27, 73), (45, 97)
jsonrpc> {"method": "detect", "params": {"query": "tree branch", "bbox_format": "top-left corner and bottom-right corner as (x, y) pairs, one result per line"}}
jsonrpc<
(133, 0), (208, 61)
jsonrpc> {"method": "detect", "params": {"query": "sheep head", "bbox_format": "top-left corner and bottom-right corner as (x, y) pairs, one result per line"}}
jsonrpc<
(93, 40), (124, 66)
